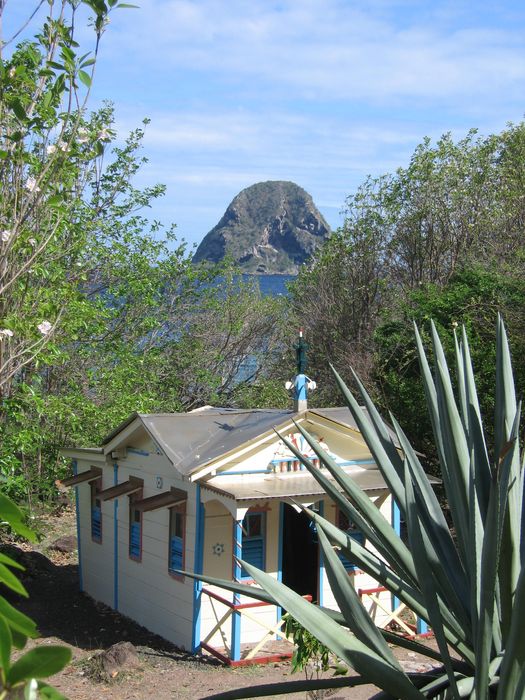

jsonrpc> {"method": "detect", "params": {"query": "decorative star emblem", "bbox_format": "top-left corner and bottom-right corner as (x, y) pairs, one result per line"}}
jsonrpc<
(212, 543), (225, 556)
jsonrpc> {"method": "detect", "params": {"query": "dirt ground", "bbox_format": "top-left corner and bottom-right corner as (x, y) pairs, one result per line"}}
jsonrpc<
(2, 508), (438, 699)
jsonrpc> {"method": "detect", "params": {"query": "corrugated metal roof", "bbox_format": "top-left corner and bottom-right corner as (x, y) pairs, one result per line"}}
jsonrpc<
(138, 409), (297, 475)
(202, 467), (389, 501)
(99, 406), (407, 477)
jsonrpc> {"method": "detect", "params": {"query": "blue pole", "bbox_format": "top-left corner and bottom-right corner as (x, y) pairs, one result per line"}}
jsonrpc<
(276, 502), (284, 635)
(192, 485), (205, 653)
(231, 519), (242, 662)
(317, 500), (324, 607)
(73, 460), (83, 592)
(113, 462), (119, 611)
(392, 499), (401, 613)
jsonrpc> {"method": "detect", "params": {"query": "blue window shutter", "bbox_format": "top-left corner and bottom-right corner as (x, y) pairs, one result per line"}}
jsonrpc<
(91, 506), (102, 542)
(240, 512), (265, 578)
(130, 521), (141, 558)
(170, 535), (184, 571)
(242, 538), (264, 569)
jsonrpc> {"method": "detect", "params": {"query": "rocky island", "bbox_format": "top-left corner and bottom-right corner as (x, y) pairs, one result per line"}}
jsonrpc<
(193, 180), (330, 274)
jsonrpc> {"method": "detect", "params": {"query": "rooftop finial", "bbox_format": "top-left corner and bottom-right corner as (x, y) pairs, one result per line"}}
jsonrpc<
(285, 329), (316, 412)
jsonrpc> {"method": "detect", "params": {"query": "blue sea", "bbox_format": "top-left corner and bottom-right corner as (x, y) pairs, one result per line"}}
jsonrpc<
(242, 273), (296, 296)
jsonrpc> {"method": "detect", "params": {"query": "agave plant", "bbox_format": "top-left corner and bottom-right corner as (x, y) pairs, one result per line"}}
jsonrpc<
(187, 317), (525, 699)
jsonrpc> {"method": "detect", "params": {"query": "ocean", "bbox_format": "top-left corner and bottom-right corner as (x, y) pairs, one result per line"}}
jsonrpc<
(242, 274), (296, 296)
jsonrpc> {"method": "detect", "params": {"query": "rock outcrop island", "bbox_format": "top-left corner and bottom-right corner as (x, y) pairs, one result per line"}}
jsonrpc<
(193, 181), (330, 274)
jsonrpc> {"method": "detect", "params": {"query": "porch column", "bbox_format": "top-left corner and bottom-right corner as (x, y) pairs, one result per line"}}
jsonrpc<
(391, 499), (401, 612)
(192, 485), (206, 653)
(231, 519), (243, 662)
(392, 499), (427, 634)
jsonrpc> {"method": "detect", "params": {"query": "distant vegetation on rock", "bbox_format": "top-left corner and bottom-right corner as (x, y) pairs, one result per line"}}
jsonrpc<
(192, 181), (331, 274)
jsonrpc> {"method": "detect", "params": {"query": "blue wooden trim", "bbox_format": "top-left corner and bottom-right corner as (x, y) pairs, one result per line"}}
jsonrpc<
(295, 373), (307, 401)
(276, 502), (284, 631)
(127, 447), (150, 456)
(231, 519), (242, 662)
(318, 500), (324, 607)
(270, 457), (375, 466)
(213, 469), (273, 477)
(417, 618), (428, 634)
(392, 499), (401, 611)
(191, 485), (205, 653)
(212, 459), (376, 478)
(73, 460), (83, 592)
(113, 462), (119, 610)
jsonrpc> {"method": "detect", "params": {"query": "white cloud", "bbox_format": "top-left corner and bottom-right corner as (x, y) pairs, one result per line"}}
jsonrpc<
(105, 0), (525, 104)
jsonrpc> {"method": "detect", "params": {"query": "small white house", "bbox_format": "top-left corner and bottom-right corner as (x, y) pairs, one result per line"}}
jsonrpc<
(61, 394), (426, 664)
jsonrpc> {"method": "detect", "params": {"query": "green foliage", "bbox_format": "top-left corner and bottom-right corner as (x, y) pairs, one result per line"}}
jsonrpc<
(374, 266), (525, 469)
(187, 318), (525, 699)
(290, 123), (525, 409)
(0, 493), (70, 698)
(0, 4), (288, 508)
(282, 614), (347, 700)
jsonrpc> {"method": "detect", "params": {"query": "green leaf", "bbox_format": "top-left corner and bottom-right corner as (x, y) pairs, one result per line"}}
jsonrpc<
(11, 628), (28, 650)
(11, 99), (27, 122)
(0, 493), (36, 542)
(7, 646), (71, 686)
(36, 682), (68, 700)
(316, 524), (400, 667)
(0, 613), (12, 673)
(77, 70), (92, 88)
(198, 675), (369, 699)
(0, 562), (28, 597)
(0, 596), (38, 638)
(0, 552), (24, 571)
(240, 560), (425, 700)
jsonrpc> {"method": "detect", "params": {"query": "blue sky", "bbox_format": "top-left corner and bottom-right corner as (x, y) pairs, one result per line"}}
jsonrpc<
(5, 1), (525, 250)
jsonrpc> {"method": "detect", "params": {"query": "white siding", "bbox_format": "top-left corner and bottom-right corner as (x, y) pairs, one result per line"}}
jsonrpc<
(114, 456), (196, 651)
(76, 459), (114, 608)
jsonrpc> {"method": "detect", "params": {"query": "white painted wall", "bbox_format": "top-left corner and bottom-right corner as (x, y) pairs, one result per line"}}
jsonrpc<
(76, 458), (113, 609)
(74, 436), (197, 652)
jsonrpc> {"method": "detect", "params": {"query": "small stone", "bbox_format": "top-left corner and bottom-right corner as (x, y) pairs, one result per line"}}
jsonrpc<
(97, 641), (141, 677)
(49, 535), (77, 553)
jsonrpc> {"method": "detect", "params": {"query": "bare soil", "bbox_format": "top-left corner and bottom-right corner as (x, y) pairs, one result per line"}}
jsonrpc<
(2, 508), (438, 699)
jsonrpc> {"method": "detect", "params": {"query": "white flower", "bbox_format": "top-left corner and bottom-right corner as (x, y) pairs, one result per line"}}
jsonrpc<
(37, 320), (52, 335)
(77, 129), (89, 144)
(97, 128), (111, 141)
(1, 229), (12, 243)
(57, 140), (69, 152)
(0, 328), (14, 338)
(28, 238), (37, 247)
(46, 144), (57, 155)
(8, 67), (15, 79)
(25, 177), (40, 193)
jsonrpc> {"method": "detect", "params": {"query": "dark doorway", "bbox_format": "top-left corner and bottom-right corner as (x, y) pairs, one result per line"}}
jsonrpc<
(281, 503), (319, 602)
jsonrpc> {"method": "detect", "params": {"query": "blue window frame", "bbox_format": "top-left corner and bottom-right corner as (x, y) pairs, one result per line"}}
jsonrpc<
(241, 512), (265, 579)
(91, 480), (102, 543)
(337, 508), (363, 571)
(168, 504), (185, 578)
(129, 496), (142, 561)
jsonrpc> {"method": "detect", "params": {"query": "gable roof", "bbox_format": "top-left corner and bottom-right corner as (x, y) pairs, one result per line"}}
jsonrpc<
(100, 406), (401, 478)
(102, 409), (299, 476)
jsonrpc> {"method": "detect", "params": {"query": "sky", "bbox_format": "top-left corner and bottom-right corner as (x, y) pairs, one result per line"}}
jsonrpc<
(5, 1), (525, 250)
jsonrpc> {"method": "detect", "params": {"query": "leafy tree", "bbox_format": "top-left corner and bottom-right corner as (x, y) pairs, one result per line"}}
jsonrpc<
(374, 266), (525, 468)
(291, 123), (525, 408)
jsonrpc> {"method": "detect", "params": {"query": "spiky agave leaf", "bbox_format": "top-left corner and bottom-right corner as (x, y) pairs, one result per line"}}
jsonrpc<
(185, 320), (524, 699)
